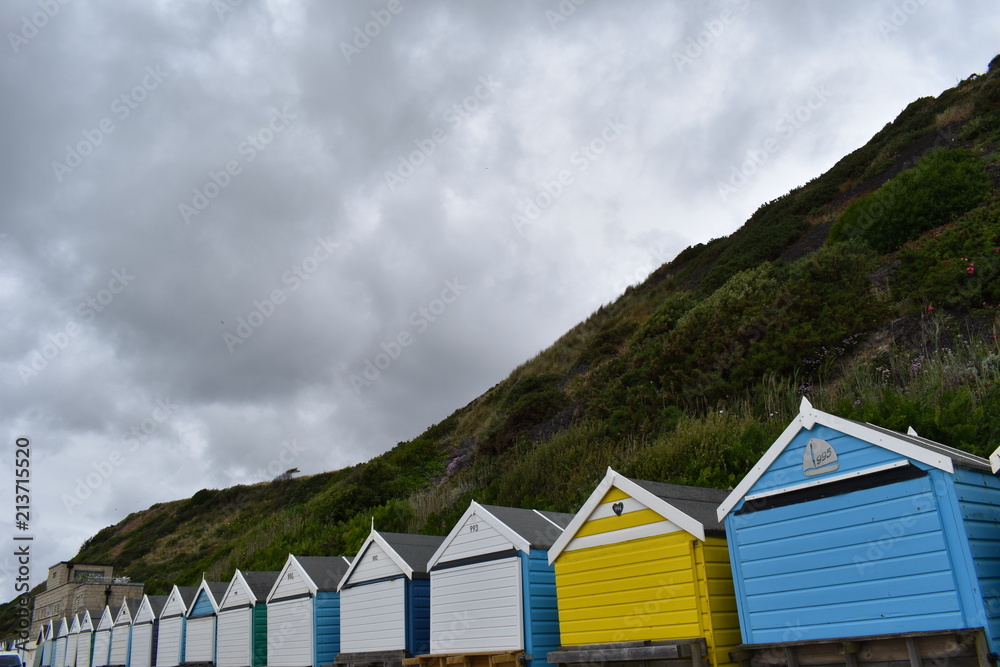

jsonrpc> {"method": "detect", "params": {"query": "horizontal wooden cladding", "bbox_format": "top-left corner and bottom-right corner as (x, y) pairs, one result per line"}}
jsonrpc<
(555, 533), (703, 647)
(574, 509), (664, 539)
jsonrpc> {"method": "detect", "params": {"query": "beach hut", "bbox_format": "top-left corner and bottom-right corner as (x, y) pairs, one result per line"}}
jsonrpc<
(52, 619), (68, 667)
(109, 599), (140, 667)
(184, 581), (228, 665)
(265, 554), (353, 667)
(65, 615), (81, 667)
(546, 468), (737, 667)
(128, 595), (167, 667)
(155, 587), (198, 667)
(216, 571), (278, 667)
(718, 398), (1000, 667)
(411, 502), (573, 667)
(91, 609), (114, 667)
(991, 444), (1000, 474)
(40, 621), (55, 667)
(335, 530), (445, 667)
(74, 610), (99, 667)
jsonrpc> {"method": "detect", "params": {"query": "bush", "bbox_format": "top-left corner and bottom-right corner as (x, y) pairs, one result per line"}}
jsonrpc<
(829, 148), (992, 253)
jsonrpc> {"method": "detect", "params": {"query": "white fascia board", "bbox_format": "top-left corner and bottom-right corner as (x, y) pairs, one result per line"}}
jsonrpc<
(717, 398), (955, 521)
(338, 529), (411, 590)
(426, 500), (530, 569)
(548, 468), (616, 564)
(549, 467), (707, 565)
(270, 554), (319, 601)
(219, 570), (249, 610)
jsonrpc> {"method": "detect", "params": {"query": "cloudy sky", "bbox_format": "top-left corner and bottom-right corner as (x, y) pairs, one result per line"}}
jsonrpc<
(1, 0), (998, 592)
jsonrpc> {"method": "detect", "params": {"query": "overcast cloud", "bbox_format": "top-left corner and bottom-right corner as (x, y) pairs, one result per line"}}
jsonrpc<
(1, 0), (998, 591)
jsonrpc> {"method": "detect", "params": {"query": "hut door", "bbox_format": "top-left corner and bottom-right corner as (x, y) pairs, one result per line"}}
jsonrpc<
(430, 556), (522, 653)
(217, 609), (251, 667)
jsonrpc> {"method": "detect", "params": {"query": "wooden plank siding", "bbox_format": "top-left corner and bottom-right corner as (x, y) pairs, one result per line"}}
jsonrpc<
(522, 549), (561, 665)
(314, 593), (342, 667)
(954, 467), (1000, 652)
(728, 472), (966, 642)
(251, 605), (267, 667)
(154, 618), (183, 667)
(340, 578), (406, 653)
(551, 477), (737, 667)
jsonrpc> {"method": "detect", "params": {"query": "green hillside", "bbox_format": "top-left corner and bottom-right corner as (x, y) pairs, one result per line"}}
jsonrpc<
(4, 54), (1000, 636)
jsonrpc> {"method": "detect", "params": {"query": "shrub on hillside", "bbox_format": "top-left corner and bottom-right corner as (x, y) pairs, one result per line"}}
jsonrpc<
(829, 148), (991, 253)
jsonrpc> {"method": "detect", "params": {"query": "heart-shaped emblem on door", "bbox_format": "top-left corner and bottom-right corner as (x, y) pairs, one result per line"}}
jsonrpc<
(612, 502), (624, 516)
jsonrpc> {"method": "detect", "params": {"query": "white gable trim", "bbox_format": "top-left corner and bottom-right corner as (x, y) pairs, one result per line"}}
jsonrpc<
(79, 611), (95, 633)
(56, 618), (69, 638)
(266, 554), (319, 602)
(743, 460), (910, 502)
(338, 529), (412, 591)
(161, 585), (190, 617)
(187, 579), (222, 616)
(427, 501), (530, 568)
(69, 615), (81, 635)
(991, 445), (1000, 475)
(716, 397), (957, 521)
(113, 598), (133, 626)
(220, 570), (252, 610)
(548, 467), (708, 564)
(96, 607), (114, 631)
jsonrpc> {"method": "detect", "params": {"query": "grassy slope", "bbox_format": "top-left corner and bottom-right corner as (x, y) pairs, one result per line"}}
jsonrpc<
(4, 55), (1000, 637)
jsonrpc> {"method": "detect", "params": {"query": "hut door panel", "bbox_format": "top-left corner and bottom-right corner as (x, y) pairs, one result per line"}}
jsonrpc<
(341, 579), (405, 653)
(108, 630), (129, 665)
(430, 557), (522, 653)
(185, 617), (216, 663)
(266, 599), (313, 667)
(74, 634), (92, 667)
(733, 475), (964, 642)
(129, 625), (151, 667)
(217, 609), (251, 667)
(53, 641), (64, 667)
(66, 636), (79, 667)
(91, 632), (110, 667)
(554, 532), (700, 646)
(154, 620), (180, 667)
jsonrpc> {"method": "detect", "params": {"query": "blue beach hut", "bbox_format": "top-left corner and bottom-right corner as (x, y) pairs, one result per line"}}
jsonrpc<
(718, 398), (1000, 666)
(184, 580), (228, 665)
(336, 530), (445, 667)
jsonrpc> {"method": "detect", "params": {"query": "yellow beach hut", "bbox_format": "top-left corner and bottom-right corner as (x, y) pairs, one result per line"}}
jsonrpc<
(547, 468), (738, 667)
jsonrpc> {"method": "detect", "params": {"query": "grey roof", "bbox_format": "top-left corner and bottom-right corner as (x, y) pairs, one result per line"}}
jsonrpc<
(851, 419), (990, 472)
(628, 478), (729, 536)
(297, 556), (353, 591)
(240, 571), (280, 602)
(479, 505), (574, 549)
(175, 586), (199, 607)
(378, 533), (445, 575)
(145, 596), (168, 618)
(205, 582), (229, 604)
